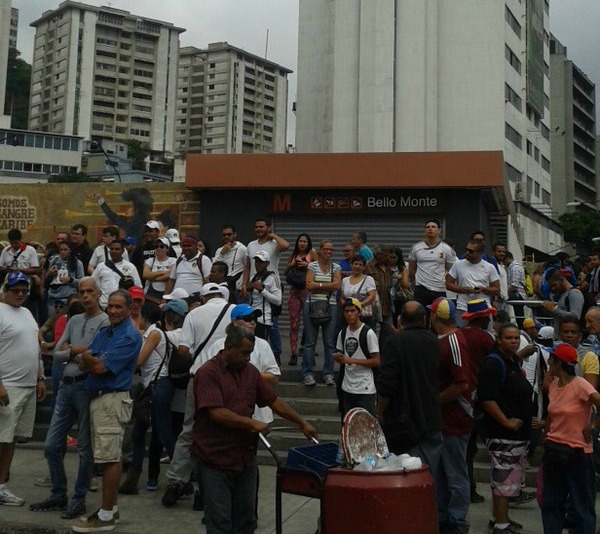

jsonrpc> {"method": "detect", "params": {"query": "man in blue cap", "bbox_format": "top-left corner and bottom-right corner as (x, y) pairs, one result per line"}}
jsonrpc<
(0, 272), (46, 507)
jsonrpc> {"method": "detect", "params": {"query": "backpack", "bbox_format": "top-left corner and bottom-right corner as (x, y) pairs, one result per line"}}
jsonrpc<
(252, 270), (282, 317)
(335, 325), (377, 404)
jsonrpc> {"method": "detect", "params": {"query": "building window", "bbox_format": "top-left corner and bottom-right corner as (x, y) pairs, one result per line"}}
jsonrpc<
(505, 83), (522, 111)
(505, 45), (521, 75)
(505, 162), (522, 183)
(535, 181), (541, 197)
(526, 140), (533, 156)
(505, 123), (522, 148)
(542, 189), (551, 205)
(505, 6), (522, 38)
(541, 155), (551, 173)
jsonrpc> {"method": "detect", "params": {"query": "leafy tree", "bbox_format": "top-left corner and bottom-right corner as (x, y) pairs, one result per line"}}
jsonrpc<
(4, 48), (31, 129)
(126, 139), (150, 170)
(48, 172), (99, 183)
(558, 211), (600, 252)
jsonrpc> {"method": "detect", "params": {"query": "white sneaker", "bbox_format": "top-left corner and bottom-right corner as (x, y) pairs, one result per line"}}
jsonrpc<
(0, 486), (25, 506)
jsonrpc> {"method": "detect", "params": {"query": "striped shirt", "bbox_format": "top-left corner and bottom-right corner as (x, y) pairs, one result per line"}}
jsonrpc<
(308, 261), (341, 305)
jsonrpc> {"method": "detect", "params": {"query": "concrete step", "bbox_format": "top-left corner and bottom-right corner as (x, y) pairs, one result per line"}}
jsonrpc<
(275, 381), (340, 400)
(284, 397), (340, 418)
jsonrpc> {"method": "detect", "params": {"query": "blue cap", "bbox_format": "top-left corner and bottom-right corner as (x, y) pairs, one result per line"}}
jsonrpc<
(163, 299), (188, 317)
(124, 236), (137, 246)
(231, 303), (262, 320)
(6, 271), (28, 288)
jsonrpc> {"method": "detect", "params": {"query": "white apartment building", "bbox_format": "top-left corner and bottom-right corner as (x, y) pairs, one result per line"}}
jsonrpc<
(296, 0), (561, 257)
(28, 1), (184, 157)
(175, 42), (290, 155)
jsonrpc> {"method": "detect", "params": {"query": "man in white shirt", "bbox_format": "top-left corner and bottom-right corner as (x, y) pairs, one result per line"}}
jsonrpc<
(213, 224), (247, 302)
(0, 228), (40, 291)
(91, 240), (141, 309)
(164, 235), (212, 297)
(492, 243), (509, 311)
(334, 298), (379, 417)
(87, 226), (129, 274)
(446, 240), (500, 327)
(408, 219), (457, 308)
(248, 251), (282, 342)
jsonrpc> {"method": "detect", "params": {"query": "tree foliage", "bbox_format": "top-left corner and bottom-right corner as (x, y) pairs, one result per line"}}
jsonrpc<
(4, 48), (31, 129)
(126, 139), (150, 170)
(559, 211), (600, 252)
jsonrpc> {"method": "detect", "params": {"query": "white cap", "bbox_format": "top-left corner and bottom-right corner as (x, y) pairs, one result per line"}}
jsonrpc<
(163, 288), (189, 300)
(165, 228), (180, 243)
(145, 220), (160, 230)
(253, 250), (271, 263)
(538, 326), (555, 340)
(200, 283), (225, 297)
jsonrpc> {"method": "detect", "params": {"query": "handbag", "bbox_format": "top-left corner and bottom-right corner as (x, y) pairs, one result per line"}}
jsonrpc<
(105, 260), (135, 289)
(308, 267), (333, 325)
(286, 267), (307, 289)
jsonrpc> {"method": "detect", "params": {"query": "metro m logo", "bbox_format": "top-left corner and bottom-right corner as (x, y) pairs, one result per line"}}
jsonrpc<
(272, 193), (291, 213)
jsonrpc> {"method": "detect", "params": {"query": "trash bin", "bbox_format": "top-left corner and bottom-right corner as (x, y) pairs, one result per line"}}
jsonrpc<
(321, 465), (438, 533)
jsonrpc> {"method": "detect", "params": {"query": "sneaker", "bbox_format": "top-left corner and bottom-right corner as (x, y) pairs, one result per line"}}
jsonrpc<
(162, 482), (182, 507)
(488, 518), (523, 530)
(324, 375), (335, 386)
(146, 479), (158, 491)
(0, 486), (25, 506)
(72, 509), (116, 532)
(34, 474), (52, 488)
(83, 509), (119, 524)
(30, 494), (68, 511)
(303, 375), (316, 387)
(181, 481), (194, 498)
(88, 476), (99, 492)
(508, 490), (535, 507)
(61, 498), (86, 519)
(288, 354), (298, 366)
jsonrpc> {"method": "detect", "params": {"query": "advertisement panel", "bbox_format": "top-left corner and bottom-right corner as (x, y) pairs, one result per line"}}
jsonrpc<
(0, 183), (199, 246)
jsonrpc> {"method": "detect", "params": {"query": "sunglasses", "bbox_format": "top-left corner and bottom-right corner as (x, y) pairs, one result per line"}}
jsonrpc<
(8, 287), (28, 294)
(155, 244), (167, 248)
(239, 315), (256, 322)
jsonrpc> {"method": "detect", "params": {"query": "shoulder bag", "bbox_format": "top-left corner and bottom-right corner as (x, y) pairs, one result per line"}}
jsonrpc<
(308, 267), (333, 325)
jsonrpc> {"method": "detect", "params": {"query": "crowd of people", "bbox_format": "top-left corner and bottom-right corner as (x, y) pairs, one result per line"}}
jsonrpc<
(1, 215), (600, 533)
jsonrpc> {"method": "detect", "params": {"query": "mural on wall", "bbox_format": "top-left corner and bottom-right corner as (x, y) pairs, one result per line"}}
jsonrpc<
(0, 183), (200, 247)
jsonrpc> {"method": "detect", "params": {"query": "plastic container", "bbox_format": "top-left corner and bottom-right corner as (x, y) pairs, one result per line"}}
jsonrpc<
(285, 442), (339, 479)
(321, 466), (438, 533)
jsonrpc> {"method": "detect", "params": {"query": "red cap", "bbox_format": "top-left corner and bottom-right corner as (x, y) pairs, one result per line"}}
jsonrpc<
(549, 343), (578, 365)
(128, 286), (145, 301)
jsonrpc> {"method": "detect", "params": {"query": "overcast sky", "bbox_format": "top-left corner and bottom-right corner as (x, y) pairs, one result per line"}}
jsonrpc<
(10, 0), (600, 139)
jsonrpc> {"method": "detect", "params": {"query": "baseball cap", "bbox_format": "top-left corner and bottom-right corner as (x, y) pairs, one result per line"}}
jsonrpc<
(428, 297), (455, 321)
(253, 250), (271, 263)
(124, 236), (137, 246)
(163, 299), (188, 317)
(549, 343), (578, 365)
(5, 271), (28, 288)
(145, 220), (160, 230)
(165, 228), (180, 244)
(522, 318), (538, 330)
(163, 288), (190, 300)
(342, 297), (362, 311)
(155, 237), (170, 247)
(128, 286), (145, 301)
(54, 298), (67, 308)
(231, 303), (263, 320)
(538, 326), (554, 340)
(181, 234), (198, 246)
(200, 283), (224, 297)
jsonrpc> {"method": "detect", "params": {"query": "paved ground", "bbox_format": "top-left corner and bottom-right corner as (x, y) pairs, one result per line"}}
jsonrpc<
(0, 447), (548, 533)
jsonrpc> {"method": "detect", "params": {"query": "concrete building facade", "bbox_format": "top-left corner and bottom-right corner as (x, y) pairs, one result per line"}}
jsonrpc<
(550, 35), (598, 214)
(28, 1), (184, 157)
(295, 0), (559, 257)
(175, 42), (290, 156)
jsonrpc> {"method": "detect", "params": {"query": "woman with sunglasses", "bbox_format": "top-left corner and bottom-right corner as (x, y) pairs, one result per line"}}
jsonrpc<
(143, 237), (176, 303)
(540, 343), (600, 534)
(302, 240), (341, 387)
(44, 241), (84, 314)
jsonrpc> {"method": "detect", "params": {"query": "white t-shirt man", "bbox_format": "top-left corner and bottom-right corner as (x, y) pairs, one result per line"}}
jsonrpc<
(336, 324), (379, 395)
(182, 298), (235, 374)
(408, 240), (456, 292)
(0, 244), (39, 287)
(250, 272), (282, 327)
(140, 325), (183, 388)
(169, 253), (212, 295)
(246, 240), (281, 279)
(448, 259), (500, 311)
(91, 259), (142, 308)
(213, 241), (248, 290)
(199, 335), (281, 423)
(88, 244), (129, 271)
(0, 302), (40, 387)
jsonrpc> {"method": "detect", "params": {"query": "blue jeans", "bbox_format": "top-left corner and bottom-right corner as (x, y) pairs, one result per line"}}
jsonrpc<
(409, 430), (443, 483)
(542, 451), (596, 534)
(197, 457), (258, 534)
(301, 303), (337, 379)
(151, 378), (176, 458)
(269, 315), (281, 356)
(50, 362), (65, 411)
(44, 381), (93, 501)
(436, 433), (470, 534)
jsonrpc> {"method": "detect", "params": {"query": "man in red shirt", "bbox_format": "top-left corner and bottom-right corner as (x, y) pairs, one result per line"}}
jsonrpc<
(431, 298), (472, 534)
(192, 326), (317, 533)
